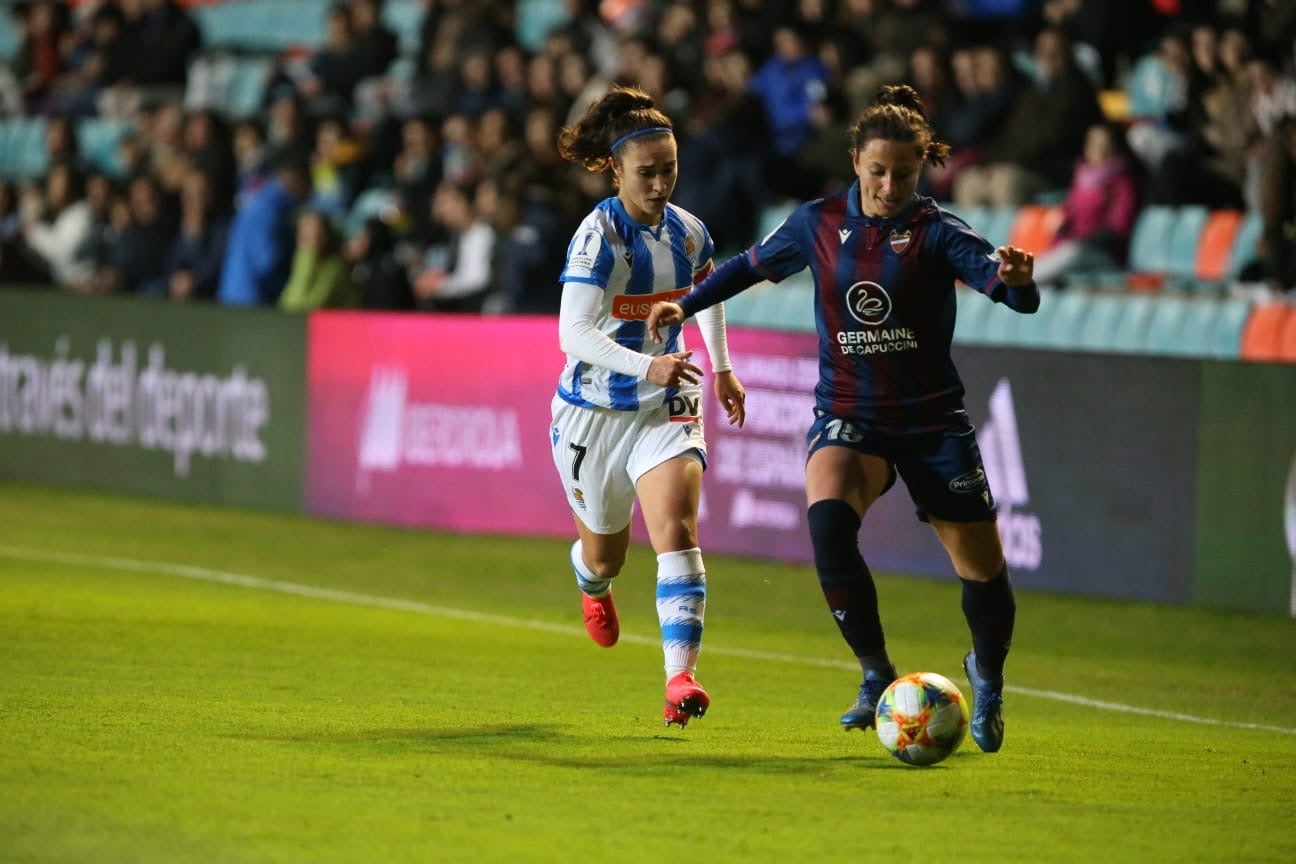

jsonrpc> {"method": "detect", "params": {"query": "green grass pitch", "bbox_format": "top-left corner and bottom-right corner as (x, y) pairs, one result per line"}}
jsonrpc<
(1, 483), (1294, 863)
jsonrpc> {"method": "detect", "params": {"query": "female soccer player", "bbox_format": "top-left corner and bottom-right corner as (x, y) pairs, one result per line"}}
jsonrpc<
(646, 85), (1038, 752)
(550, 86), (747, 727)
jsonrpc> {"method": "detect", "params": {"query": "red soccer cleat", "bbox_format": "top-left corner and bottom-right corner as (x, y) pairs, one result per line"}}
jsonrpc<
(663, 672), (710, 727)
(581, 591), (619, 647)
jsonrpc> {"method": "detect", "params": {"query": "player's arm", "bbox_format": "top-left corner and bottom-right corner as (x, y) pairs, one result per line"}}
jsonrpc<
(942, 217), (1040, 313)
(694, 293), (747, 427)
(558, 282), (702, 387)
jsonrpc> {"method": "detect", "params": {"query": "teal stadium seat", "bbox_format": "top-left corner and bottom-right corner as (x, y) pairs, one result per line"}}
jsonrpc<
(1207, 298), (1253, 359)
(953, 286), (992, 345)
(1076, 293), (1125, 352)
(227, 58), (274, 118)
(1226, 212), (1263, 281)
(78, 118), (129, 176)
(769, 274), (817, 332)
(718, 287), (763, 328)
(1126, 205), (1178, 276)
(384, 2), (424, 56)
(979, 207), (1017, 248)
(980, 298), (1025, 345)
(1143, 296), (1193, 356)
(1107, 293), (1158, 353)
(756, 201), (797, 242)
(1012, 286), (1060, 348)
(1043, 290), (1092, 350)
(1165, 205), (1209, 287)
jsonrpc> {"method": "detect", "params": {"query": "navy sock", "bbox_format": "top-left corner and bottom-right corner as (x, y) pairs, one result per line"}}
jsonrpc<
(961, 567), (1016, 681)
(807, 500), (889, 669)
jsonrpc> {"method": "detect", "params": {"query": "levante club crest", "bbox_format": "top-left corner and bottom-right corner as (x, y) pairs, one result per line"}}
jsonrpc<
(889, 229), (912, 253)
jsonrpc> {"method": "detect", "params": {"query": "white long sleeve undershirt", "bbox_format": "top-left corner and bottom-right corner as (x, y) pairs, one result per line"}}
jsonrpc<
(557, 281), (733, 379)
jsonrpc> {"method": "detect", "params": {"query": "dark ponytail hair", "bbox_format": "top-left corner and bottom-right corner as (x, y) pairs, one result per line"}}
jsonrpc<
(557, 85), (674, 175)
(849, 84), (951, 167)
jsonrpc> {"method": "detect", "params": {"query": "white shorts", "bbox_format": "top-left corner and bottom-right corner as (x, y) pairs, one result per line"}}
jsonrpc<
(550, 394), (707, 534)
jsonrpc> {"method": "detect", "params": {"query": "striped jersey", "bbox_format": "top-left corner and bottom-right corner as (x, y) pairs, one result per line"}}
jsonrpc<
(556, 197), (716, 412)
(750, 186), (1009, 433)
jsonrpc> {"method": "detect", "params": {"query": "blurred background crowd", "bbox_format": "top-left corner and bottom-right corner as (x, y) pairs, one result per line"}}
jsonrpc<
(2, 0), (1295, 314)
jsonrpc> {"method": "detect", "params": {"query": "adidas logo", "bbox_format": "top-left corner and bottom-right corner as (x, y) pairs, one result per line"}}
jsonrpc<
(979, 378), (1042, 570)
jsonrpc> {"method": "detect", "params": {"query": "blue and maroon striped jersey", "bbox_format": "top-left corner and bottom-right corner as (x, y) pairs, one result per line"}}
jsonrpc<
(749, 185), (1037, 432)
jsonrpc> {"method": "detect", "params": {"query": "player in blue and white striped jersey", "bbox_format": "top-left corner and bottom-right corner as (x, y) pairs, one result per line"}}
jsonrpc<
(549, 86), (746, 728)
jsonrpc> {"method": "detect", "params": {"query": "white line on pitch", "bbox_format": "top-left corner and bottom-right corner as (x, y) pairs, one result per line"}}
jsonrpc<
(3, 543), (1294, 738)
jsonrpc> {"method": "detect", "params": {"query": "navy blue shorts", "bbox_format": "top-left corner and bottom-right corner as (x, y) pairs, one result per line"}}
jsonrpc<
(806, 409), (997, 523)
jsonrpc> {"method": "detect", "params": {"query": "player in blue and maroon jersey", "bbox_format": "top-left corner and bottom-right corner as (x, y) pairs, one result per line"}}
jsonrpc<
(646, 84), (1038, 753)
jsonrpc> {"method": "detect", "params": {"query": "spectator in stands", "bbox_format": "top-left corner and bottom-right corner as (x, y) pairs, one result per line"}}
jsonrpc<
(231, 119), (270, 206)
(18, 161), (94, 289)
(217, 153), (312, 306)
(44, 115), (90, 175)
(164, 169), (230, 301)
(180, 109), (237, 211)
(954, 26), (1103, 208)
(348, 0), (399, 82)
(130, 0), (203, 96)
(295, 2), (364, 116)
(279, 210), (358, 310)
(924, 44), (1017, 200)
(1257, 115), (1296, 294)
(346, 215), (413, 309)
(309, 115), (365, 219)
(411, 178), (496, 312)
(1032, 121), (1142, 287)
(102, 173), (177, 296)
(51, 1), (132, 117)
(747, 24), (829, 198)
(0, 179), (48, 284)
(10, 0), (71, 114)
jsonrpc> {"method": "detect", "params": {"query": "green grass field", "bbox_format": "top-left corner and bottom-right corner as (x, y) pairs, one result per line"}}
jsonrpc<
(2, 482), (1294, 863)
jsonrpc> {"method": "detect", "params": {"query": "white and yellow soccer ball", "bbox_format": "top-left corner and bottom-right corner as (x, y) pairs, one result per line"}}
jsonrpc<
(875, 672), (970, 766)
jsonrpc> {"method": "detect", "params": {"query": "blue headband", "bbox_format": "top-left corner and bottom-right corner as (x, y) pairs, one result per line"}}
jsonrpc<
(610, 126), (674, 154)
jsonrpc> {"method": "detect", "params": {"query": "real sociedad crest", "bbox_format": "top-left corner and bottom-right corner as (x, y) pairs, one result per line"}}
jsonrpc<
(889, 229), (912, 253)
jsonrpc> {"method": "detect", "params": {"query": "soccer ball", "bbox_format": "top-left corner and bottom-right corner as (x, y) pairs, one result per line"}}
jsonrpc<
(875, 672), (969, 766)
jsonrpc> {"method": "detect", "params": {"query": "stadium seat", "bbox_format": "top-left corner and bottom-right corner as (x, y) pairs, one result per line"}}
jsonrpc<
(1006, 204), (1064, 254)
(1226, 211), (1264, 281)
(384, 2), (424, 56)
(78, 118), (129, 175)
(1280, 306), (1296, 363)
(1044, 290), (1092, 351)
(756, 201), (797, 241)
(1076, 293), (1125, 352)
(1012, 286), (1059, 348)
(1143, 295), (1193, 356)
(1107, 293), (1158, 353)
(770, 274), (817, 332)
(953, 286), (992, 344)
(1165, 205), (1209, 285)
(1125, 205), (1177, 283)
(1239, 303), (1293, 362)
(718, 286), (763, 328)
(981, 298), (1024, 345)
(1194, 210), (1244, 283)
(1207, 298), (1253, 358)
(979, 207), (1017, 248)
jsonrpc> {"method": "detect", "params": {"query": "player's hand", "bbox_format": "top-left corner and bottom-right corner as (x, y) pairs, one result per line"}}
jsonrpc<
(996, 245), (1035, 286)
(647, 350), (703, 387)
(646, 301), (685, 344)
(714, 371), (746, 428)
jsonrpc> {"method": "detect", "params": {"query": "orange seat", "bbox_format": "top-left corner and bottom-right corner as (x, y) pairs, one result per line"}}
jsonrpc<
(1279, 305), (1296, 363)
(1239, 303), (1292, 362)
(1194, 210), (1244, 282)
(1006, 205), (1064, 254)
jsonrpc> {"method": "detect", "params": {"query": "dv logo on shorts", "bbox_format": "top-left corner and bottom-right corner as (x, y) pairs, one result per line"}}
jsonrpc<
(668, 394), (700, 423)
(845, 281), (892, 326)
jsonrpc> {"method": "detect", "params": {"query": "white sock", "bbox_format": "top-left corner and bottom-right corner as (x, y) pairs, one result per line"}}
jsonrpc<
(570, 541), (612, 598)
(656, 547), (706, 679)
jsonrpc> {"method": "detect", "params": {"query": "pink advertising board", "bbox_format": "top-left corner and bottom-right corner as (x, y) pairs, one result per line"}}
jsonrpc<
(306, 313), (938, 569)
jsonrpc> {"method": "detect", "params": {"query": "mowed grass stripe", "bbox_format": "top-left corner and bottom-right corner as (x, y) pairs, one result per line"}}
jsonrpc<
(4, 542), (1292, 738)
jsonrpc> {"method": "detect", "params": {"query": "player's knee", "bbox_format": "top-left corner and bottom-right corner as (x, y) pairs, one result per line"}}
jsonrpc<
(807, 499), (862, 570)
(582, 546), (628, 580)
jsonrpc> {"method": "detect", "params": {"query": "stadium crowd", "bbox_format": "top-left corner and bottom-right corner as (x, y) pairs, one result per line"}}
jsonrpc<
(2, 0), (1296, 312)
